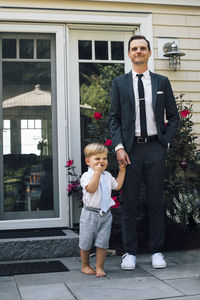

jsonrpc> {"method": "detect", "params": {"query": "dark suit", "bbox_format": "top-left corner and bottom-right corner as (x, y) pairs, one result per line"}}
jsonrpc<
(109, 70), (179, 254)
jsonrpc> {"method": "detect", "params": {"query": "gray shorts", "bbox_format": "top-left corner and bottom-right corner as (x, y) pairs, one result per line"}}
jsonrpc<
(79, 207), (112, 250)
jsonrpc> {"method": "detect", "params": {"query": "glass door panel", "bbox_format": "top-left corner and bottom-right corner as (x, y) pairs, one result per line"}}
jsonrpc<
(68, 28), (132, 224)
(0, 34), (58, 220)
(77, 31), (130, 172)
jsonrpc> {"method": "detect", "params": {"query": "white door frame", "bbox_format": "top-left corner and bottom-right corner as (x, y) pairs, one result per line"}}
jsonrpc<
(0, 23), (68, 229)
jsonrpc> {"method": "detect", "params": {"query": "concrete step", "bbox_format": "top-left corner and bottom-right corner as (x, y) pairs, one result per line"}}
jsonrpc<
(0, 229), (79, 261)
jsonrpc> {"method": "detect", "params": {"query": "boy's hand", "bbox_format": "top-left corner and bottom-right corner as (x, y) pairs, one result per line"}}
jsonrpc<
(93, 163), (104, 174)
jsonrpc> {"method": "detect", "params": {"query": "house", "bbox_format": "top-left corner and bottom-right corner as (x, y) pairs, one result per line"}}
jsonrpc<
(0, 0), (200, 231)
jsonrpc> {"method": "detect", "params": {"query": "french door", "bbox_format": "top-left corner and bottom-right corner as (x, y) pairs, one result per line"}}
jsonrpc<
(68, 26), (135, 223)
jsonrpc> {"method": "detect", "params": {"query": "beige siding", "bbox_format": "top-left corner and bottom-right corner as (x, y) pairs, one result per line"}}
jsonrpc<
(153, 8), (200, 146)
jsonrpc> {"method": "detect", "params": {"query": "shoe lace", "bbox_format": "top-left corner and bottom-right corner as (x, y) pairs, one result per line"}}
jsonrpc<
(122, 253), (129, 259)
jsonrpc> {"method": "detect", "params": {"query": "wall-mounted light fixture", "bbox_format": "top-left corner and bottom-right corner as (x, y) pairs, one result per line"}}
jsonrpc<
(163, 41), (185, 71)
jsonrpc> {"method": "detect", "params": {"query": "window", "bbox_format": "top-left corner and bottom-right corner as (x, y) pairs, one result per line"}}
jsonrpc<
(77, 34), (126, 171)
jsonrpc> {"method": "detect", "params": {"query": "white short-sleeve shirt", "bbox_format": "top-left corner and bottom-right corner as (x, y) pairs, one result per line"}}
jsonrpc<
(80, 167), (118, 208)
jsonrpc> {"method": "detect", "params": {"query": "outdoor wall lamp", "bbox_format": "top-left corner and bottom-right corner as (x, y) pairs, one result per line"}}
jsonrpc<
(163, 41), (185, 71)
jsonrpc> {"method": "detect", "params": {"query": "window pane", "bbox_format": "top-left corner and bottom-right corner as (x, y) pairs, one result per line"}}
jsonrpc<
(3, 62), (54, 213)
(79, 62), (124, 172)
(2, 39), (16, 58)
(35, 120), (41, 128)
(95, 41), (108, 60)
(78, 40), (92, 59)
(37, 39), (51, 59)
(111, 41), (124, 60)
(21, 120), (27, 129)
(20, 39), (34, 59)
(28, 120), (34, 129)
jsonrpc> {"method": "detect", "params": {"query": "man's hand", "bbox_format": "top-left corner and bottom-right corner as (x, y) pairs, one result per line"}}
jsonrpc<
(116, 149), (131, 166)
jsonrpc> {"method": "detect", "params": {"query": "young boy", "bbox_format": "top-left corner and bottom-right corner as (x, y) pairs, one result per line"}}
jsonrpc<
(79, 142), (126, 277)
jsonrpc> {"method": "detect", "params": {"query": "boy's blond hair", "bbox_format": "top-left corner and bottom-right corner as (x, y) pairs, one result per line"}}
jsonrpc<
(84, 142), (108, 158)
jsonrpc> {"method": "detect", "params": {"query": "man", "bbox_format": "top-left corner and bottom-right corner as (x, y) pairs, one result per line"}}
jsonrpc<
(109, 35), (179, 269)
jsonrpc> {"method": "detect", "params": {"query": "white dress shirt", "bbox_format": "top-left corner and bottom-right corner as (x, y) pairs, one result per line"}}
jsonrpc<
(133, 69), (157, 136)
(115, 69), (158, 151)
(80, 167), (118, 208)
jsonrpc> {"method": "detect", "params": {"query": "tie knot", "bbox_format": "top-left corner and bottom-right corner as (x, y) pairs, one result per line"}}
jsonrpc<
(137, 73), (143, 79)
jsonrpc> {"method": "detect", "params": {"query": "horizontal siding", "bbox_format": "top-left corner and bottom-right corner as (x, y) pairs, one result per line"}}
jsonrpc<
(155, 71), (200, 81)
(153, 14), (200, 27)
(153, 8), (200, 146)
(154, 26), (200, 39)
(155, 60), (200, 72)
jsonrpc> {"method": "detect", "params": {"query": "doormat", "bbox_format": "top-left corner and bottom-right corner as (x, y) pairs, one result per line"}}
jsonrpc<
(0, 260), (69, 276)
(0, 229), (66, 239)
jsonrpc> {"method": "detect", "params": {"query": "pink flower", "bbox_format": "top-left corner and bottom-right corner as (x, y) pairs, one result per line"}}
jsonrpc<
(93, 112), (102, 120)
(104, 139), (112, 146)
(111, 196), (120, 208)
(66, 160), (74, 167)
(180, 160), (187, 172)
(180, 109), (190, 117)
(67, 183), (73, 192)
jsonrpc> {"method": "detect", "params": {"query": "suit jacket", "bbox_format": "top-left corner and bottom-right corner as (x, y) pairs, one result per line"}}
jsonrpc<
(109, 70), (179, 153)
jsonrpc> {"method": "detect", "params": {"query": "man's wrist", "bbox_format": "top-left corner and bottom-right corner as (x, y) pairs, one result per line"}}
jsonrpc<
(115, 143), (124, 152)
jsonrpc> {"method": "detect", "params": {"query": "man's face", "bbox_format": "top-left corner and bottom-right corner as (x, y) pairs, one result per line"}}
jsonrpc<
(128, 39), (151, 66)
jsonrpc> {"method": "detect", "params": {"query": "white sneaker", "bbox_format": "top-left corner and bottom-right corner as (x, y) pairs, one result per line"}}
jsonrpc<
(152, 252), (167, 269)
(121, 253), (136, 270)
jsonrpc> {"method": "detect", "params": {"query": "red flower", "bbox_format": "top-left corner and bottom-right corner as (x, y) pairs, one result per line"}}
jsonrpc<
(67, 183), (73, 192)
(93, 112), (102, 120)
(66, 160), (74, 167)
(180, 109), (190, 117)
(111, 196), (120, 208)
(165, 122), (168, 126)
(104, 139), (112, 146)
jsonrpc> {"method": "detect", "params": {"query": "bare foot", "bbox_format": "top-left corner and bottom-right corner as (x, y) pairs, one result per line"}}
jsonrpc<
(81, 266), (96, 275)
(96, 268), (106, 277)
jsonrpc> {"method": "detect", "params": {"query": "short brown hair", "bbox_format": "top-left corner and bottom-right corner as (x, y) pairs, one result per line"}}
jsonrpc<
(128, 35), (151, 51)
(84, 142), (108, 158)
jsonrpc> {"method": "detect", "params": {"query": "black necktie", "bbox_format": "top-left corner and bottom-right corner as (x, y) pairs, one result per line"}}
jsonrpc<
(137, 74), (147, 137)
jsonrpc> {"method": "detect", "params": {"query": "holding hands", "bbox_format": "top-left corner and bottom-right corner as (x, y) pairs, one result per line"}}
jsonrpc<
(116, 149), (131, 167)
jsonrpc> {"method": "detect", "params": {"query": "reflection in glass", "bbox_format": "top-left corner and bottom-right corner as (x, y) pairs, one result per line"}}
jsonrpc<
(37, 39), (51, 59)
(3, 62), (54, 213)
(3, 120), (11, 155)
(111, 41), (124, 60)
(2, 39), (16, 58)
(20, 39), (34, 59)
(78, 40), (92, 59)
(95, 41), (108, 60)
(79, 63), (124, 172)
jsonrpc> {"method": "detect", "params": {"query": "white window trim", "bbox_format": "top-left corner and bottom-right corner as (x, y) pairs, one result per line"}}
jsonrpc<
(0, 10), (153, 68)
(0, 23), (68, 229)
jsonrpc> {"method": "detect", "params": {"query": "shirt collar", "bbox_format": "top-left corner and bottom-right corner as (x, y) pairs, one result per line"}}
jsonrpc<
(132, 69), (150, 79)
(88, 167), (94, 175)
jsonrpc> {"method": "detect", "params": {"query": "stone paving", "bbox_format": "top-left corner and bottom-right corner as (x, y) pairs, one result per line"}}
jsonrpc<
(0, 249), (200, 300)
